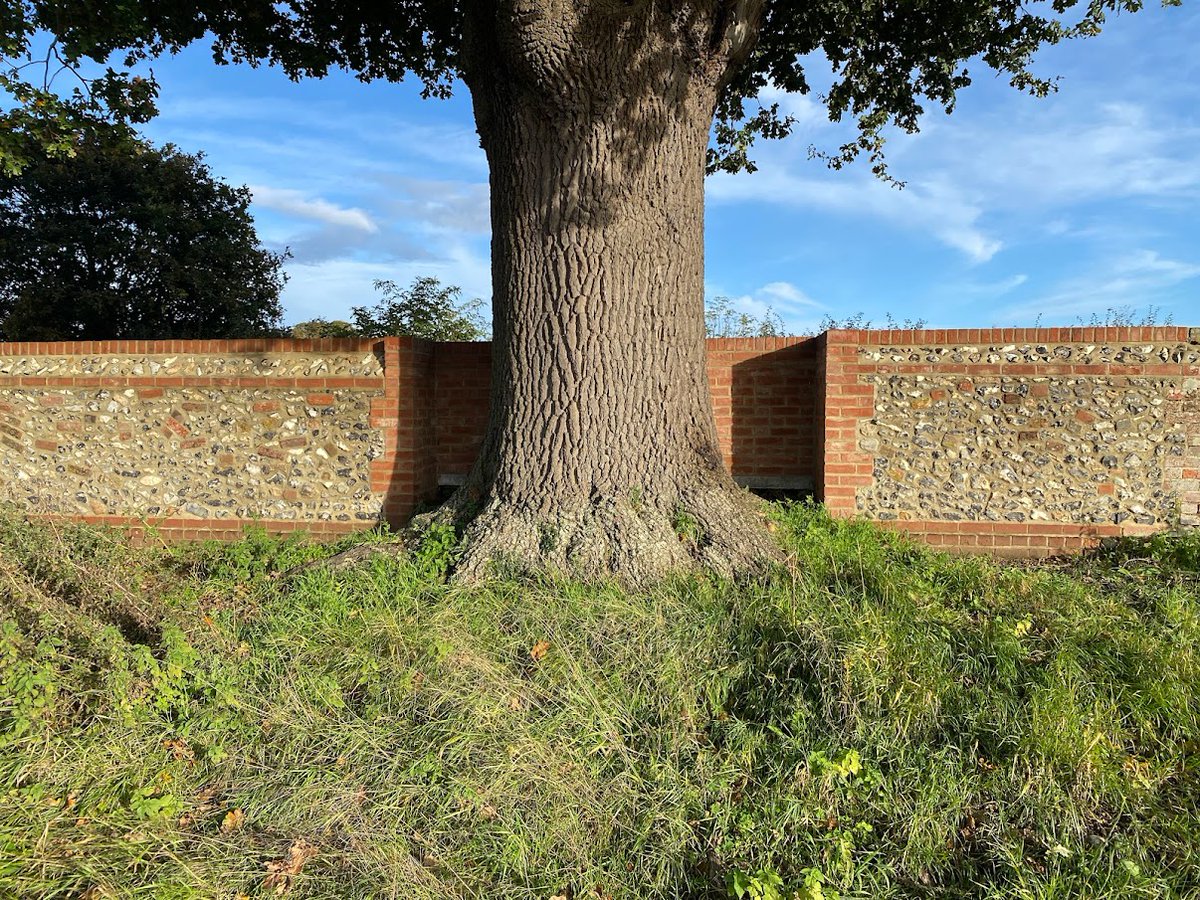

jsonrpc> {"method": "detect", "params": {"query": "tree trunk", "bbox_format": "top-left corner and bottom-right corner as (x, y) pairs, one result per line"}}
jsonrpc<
(440, 0), (780, 583)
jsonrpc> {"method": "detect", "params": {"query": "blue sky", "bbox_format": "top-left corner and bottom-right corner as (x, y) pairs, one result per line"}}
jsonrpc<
(129, 4), (1199, 333)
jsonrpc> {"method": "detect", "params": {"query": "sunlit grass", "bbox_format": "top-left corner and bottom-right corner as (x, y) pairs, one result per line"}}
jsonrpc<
(1, 503), (1197, 898)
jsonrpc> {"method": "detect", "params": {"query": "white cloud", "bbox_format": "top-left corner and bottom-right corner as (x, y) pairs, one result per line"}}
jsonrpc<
(759, 281), (824, 308)
(707, 168), (1002, 263)
(250, 186), (378, 233)
(999, 250), (1200, 323)
(756, 84), (828, 130)
(376, 176), (491, 235)
(931, 101), (1200, 210)
(707, 60), (1198, 271)
(281, 259), (398, 323)
(707, 279), (828, 335)
(954, 273), (1029, 297)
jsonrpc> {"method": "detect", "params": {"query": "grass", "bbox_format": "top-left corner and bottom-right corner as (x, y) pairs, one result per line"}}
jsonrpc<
(0, 503), (1197, 899)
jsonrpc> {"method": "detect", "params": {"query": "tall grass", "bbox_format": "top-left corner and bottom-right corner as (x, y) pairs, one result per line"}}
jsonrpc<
(1, 503), (1197, 898)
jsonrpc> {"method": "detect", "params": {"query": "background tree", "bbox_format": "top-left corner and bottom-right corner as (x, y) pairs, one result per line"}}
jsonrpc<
(289, 278), (488, 340)
(0, 131), (286, 340)
(352, 277), (488, 341)
(289, 318), (359, 338)
(0, 0), (1179, 581)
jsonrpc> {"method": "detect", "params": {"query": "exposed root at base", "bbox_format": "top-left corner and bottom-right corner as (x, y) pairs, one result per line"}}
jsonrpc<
(300, 540), (407, 572)
(433, 485), (785, 586)
(303, 486), (788, 587)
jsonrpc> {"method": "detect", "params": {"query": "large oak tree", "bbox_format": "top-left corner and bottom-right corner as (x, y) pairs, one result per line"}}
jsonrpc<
(0, 0), (1180, 581)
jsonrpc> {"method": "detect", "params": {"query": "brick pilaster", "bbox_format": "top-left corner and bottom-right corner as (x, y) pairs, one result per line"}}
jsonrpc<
(818, 330), (875, 517)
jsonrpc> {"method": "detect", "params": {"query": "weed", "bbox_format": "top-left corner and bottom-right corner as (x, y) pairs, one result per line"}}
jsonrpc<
(538, 520), (560, 554)
(671, 505), (703, 544)
(412, 520), (461, 578)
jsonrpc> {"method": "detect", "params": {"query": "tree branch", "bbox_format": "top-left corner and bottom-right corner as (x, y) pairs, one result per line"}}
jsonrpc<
(710, 0), (763, 89)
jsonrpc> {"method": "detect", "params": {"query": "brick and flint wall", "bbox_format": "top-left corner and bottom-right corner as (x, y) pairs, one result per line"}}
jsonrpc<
(0, 328), (1196, 555)
(821, 327), (1200, 556)
(0, 337), (422, 542)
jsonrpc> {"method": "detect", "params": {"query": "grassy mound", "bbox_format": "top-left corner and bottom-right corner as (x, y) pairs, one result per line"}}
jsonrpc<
(1, 504), (1197, 899)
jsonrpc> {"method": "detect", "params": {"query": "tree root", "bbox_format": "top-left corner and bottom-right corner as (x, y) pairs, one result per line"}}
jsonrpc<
(300, 483), (787, 588)
(430, 483), (784, 586)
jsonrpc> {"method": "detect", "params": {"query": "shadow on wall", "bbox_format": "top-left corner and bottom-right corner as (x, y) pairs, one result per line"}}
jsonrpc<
(419, 339), (823, 505)
(730, 340), (822, 500)
(432, 341), (493, 498)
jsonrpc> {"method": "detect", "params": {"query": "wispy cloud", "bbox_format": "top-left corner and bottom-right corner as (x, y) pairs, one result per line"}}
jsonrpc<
(707, 168), (1002, 263)
(922, 101), (1200, 213)
(282, 243), (493, 326)
(250, 186), (378, 233)
(999, 250), (1200, 323)
(759, 281), (824, 308)
(375, 176), (491, 235)
(132, 11), (1197, 328)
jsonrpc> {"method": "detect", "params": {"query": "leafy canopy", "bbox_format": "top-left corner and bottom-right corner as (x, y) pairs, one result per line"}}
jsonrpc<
(0, 1), (1182, 178)
(0, 129), (286, 340)
(352, 277), (489, 342)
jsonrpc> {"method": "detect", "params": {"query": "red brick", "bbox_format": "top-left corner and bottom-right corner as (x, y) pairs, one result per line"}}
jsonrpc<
(164, 417), (190, 438)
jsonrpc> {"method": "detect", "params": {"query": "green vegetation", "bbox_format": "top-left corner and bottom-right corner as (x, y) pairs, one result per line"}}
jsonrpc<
(289, 277), (489, 342)
(704, 297), (786, 338)
(0, 130), (286, 341)
(353, 277), (488, 342)
(1, 504), (1197, 899)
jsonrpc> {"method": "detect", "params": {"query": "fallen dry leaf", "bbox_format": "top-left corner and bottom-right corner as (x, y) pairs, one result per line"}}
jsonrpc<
(529, 640), (551, 662)
(163, 738), (194, 762)
(263, 839), (318, 894)
(221, 808), (246, 833)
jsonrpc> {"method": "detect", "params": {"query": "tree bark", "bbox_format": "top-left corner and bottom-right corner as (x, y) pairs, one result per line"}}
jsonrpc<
(438, 0), (780, 583)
